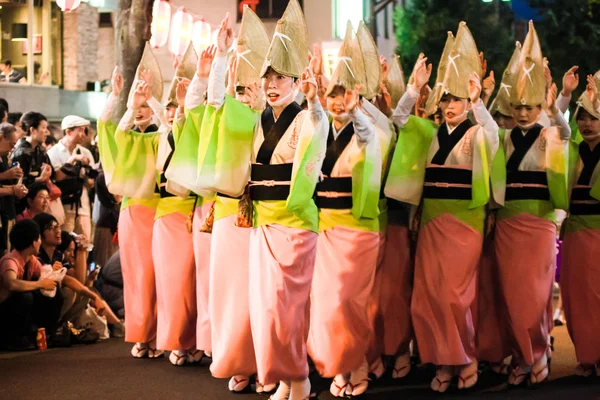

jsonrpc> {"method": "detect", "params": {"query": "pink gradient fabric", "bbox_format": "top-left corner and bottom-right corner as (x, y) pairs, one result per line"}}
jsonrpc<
(494, 213), (555, 366)
(193, 201), (214, 352)
(411, 213), (481, 366)
(153, 212), (197, 351)
(561, 228), (600, 365)
(209, 215), (257, 378)
(248, 224), (318, 385)
(118, 205), (158, 344)
(308, 226), (380, 377)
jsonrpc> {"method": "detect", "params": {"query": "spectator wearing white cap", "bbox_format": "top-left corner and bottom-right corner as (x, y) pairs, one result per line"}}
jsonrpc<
(47, 116), (97, 240)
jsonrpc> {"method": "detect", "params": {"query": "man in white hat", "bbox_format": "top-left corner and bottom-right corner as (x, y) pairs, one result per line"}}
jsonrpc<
(47, 115), (97, 240)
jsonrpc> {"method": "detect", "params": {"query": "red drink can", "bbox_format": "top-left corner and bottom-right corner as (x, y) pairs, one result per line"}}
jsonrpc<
(36, 328), (47, 350)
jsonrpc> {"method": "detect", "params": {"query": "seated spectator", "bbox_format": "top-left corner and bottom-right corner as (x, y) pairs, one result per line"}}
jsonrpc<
(0, 219), (60, 350)
(16, 182), (50, 221)
(7, 112), (24, 139)
(0, 123), (27, 254)
(58, 231), (124, 337)
(94, 250), (124, 320)
(0, 60), (26, 84)
(32, 213), (106, 340)
(12, 112), (52, 189)
(44, 134), (57, 151)
(48, 116), (96, 239)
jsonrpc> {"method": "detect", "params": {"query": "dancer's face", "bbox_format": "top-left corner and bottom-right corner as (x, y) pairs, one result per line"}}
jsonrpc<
(511, 104), (542, 130)
(134, 105), (153, 126)
(576, 108), (600, 142)
(326, 86), (350, 124)
(493, 112), (517, 130)
(262, 69), (296, 108)
(165, 105), (176, 127)
(439, 94), (470, 127)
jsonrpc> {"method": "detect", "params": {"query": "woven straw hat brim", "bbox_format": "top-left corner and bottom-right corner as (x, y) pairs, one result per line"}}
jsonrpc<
(510, 21), (545, 106)
(385, 55), (406, 110)
(441, 22), (481, 100)
(166, 42), (198, 105)
(236, 6), (270, 87)
(129, 42), (164, 105)
(259, 0), (308, 79)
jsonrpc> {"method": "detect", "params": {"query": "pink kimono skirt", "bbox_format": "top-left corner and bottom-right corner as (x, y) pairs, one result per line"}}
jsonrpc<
(248, 224), (318, 385)
(475, 237), (511, 363)
(209, 214), (257, 378)
(411, 213), (481, 366)
(494, 213), (555, 366)
(370, 224), (414, 358)
(193, 201), (214, 352)
(308, 226), (380, 377)
(561, 227), (600, 365)
(118, 204), (157, 344)
(153, 212), (197, 351)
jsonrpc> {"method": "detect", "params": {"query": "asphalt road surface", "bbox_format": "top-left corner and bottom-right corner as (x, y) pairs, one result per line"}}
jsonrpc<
(1, 325), (599, 400)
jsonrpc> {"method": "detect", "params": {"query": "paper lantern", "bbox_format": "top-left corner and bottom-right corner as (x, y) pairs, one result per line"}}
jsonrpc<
(169, 8), (193, 56)
(149, 0), (171, 48)
(56, 0), (82, 12)
(192, 19), (212, 54)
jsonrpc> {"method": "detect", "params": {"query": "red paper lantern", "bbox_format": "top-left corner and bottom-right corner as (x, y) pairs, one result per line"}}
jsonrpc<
(149, 0), (171, 48)
(56, 0), (82, 12)
(169, 7), (193, 56)
(192, 19), (212, 54)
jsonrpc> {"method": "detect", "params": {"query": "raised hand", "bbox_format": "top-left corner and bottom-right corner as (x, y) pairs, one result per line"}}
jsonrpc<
(413, 56), (432, 91)
(587, 74), (599, 109)
(345, 84), (362, 113)
(482, 71), (495, 99)
(132, 81), (152, 109)
(176, 78), (191, 108)
(375, 83), (392, 118)
(312, 43), (323, 76)
(562, 66), (579, 97)
(216, 13), (234, 56)
(300, 58), (318, 101)
(111, 67), (124, 97)
(247, 82), (265, 112)
(198, 44), (217, 79)
(547, 82), (558, 114)
(479, 52), (487, 81)
(140, 69), (153, 89)
(380, 56), (389, 81)
(468, 72), (482, 104)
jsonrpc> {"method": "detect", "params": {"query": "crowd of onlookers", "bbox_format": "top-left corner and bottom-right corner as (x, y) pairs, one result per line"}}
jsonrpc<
(0, 97), (124, 351)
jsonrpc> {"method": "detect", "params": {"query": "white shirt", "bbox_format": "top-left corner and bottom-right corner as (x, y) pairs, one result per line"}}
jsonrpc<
(48, 141), (96, 216)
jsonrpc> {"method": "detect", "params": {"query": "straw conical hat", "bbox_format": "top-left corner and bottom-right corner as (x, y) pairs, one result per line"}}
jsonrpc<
(441, 22), (482, 100)
(259, 0), (308, 78)
(510, 20), (545, 106)
(385, 55), (406, 109)
(236, 5), (270, 88)
(576, 70), (600, 120)
(166, 42), (198, 106)
(129, 42), (164, 105)
(424, 31), (454, 116)
(489, 41), (521, 117)
(326, 21), (364, 95)
(355, 21), (382, 100)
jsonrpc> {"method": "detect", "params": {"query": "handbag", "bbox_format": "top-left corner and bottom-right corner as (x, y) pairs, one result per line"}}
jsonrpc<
(46, 180), (62, 201)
